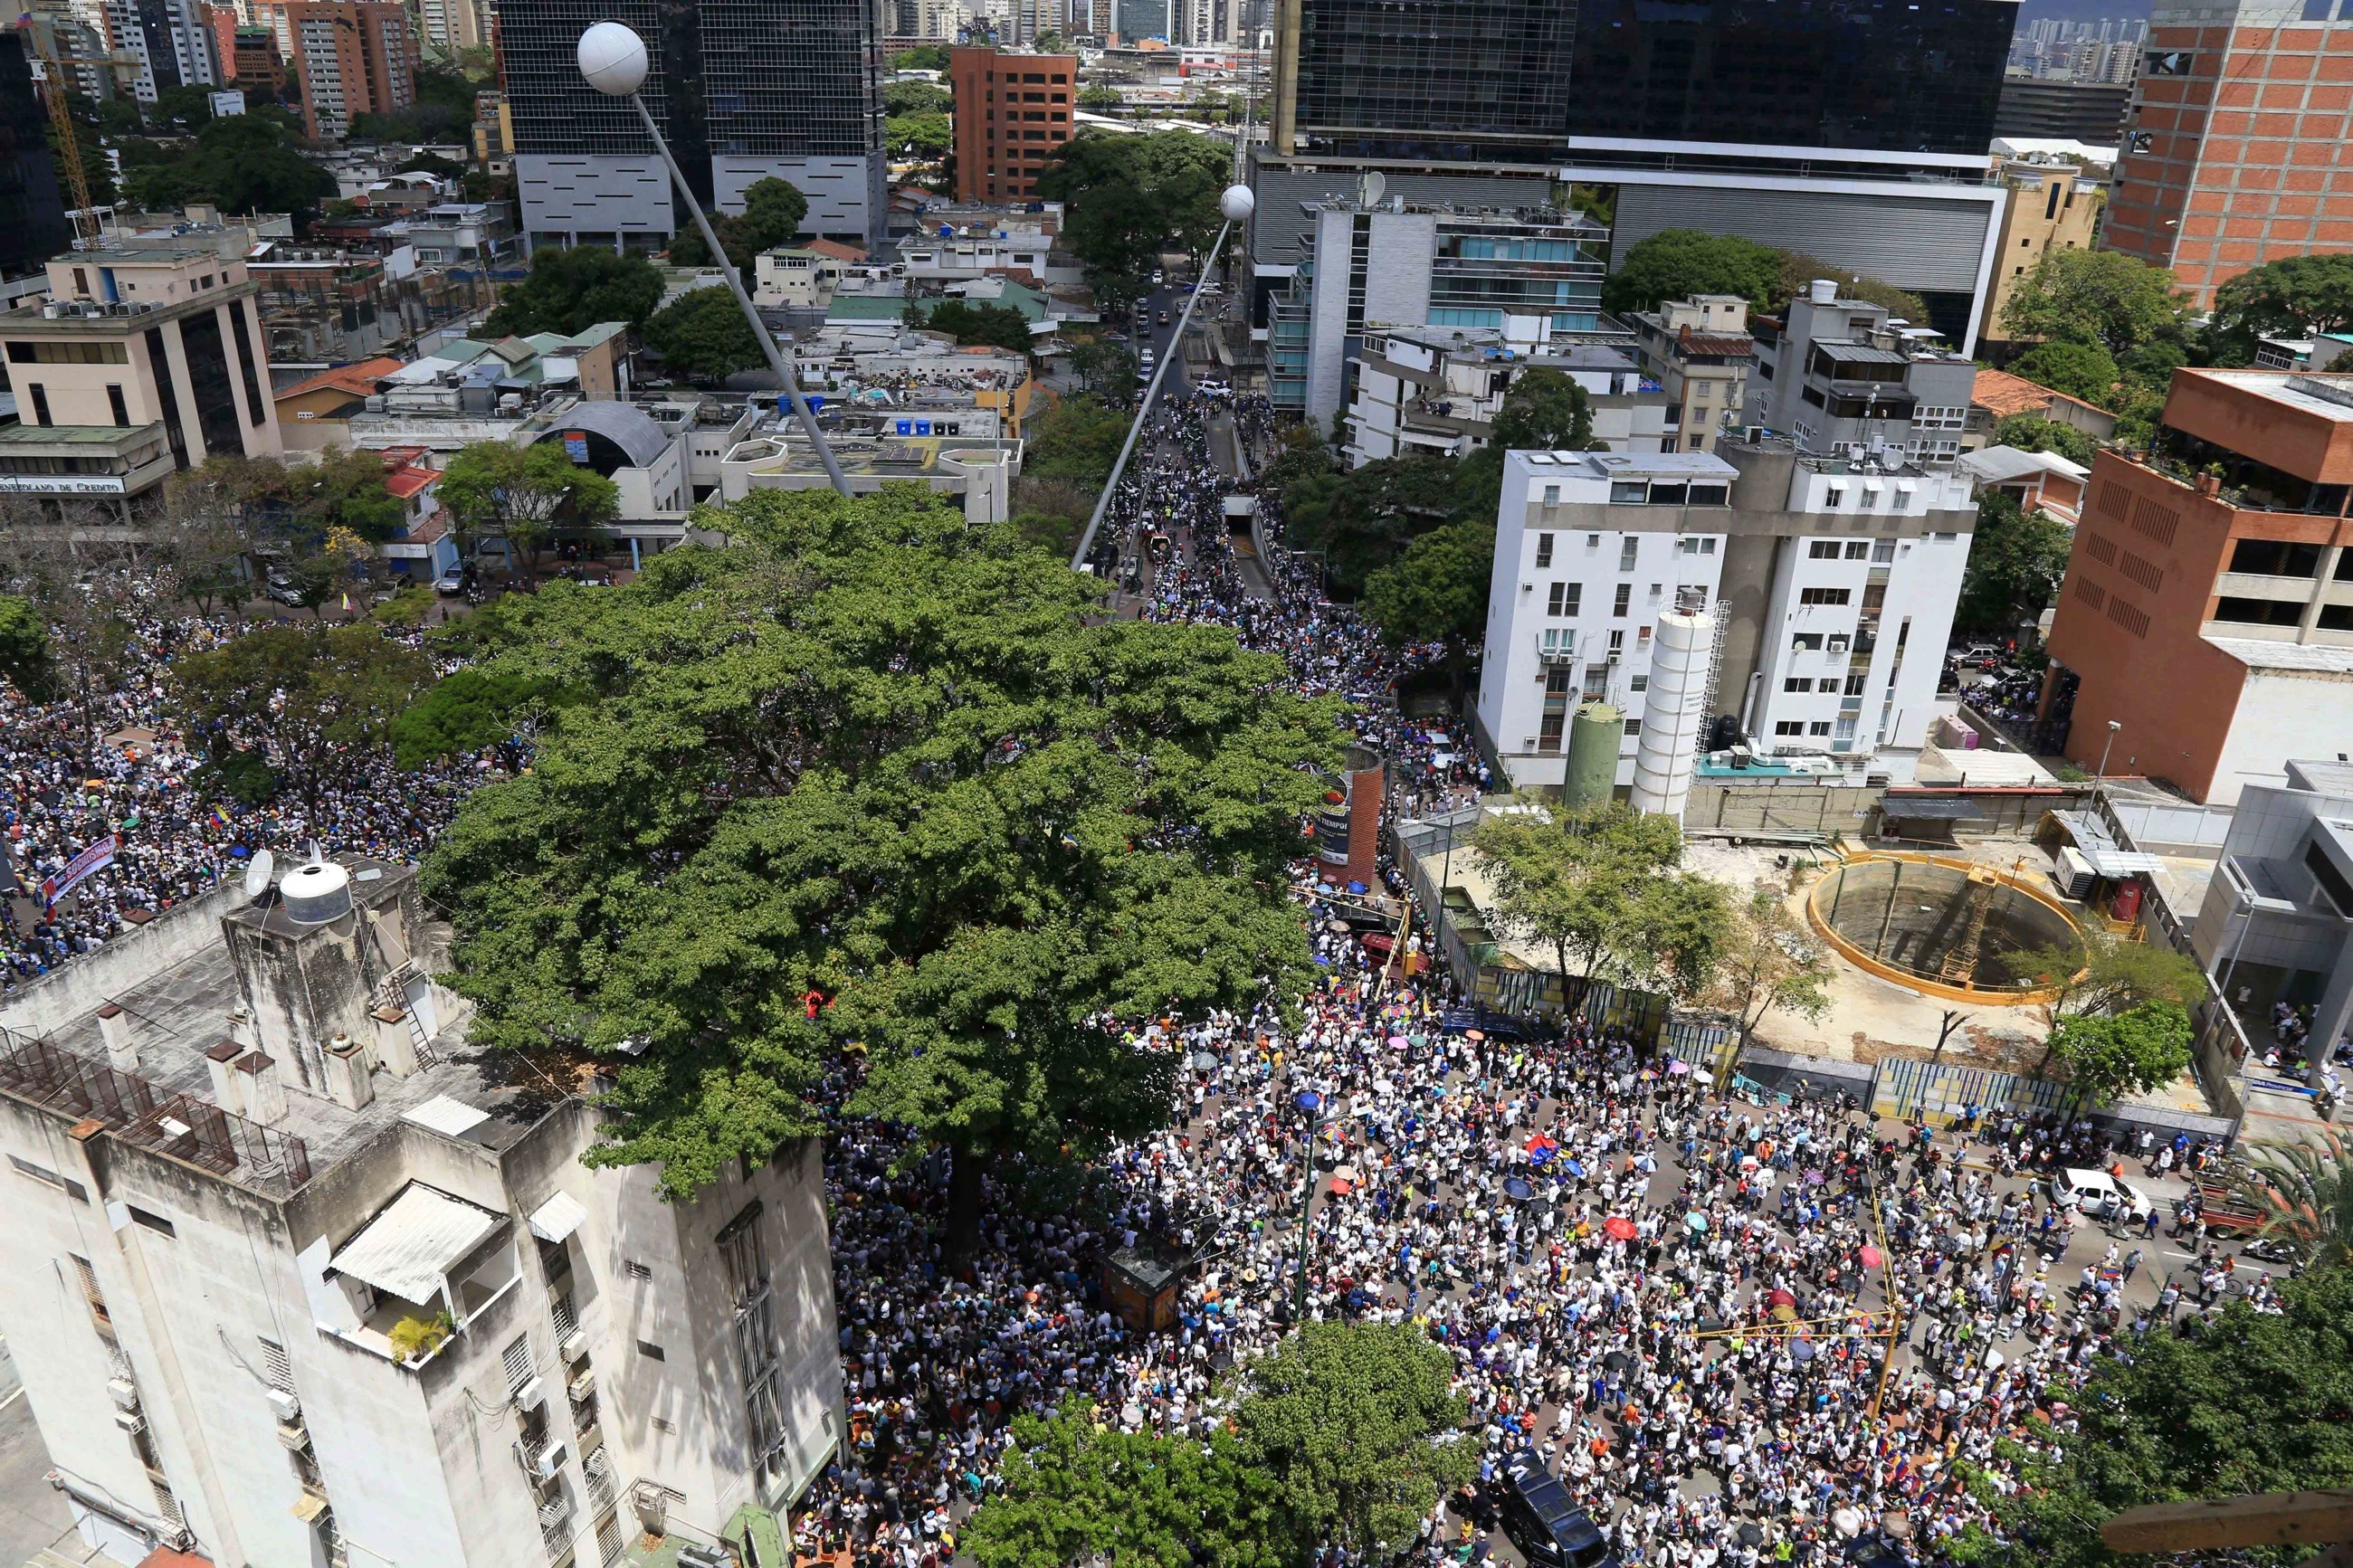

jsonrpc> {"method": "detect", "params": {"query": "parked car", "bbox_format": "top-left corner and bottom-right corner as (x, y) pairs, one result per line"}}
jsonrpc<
(262, 572), (304, 607)
(1494, 1449), (1617, 1568)
(433, 571), (467, 596)
(2051, 1166), (2156, 1226)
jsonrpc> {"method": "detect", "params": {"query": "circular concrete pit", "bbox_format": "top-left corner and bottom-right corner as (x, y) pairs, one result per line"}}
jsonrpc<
(1807, 854), (2085, 1001)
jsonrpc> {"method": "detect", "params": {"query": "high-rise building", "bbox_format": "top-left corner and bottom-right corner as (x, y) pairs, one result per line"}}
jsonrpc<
(2103, 0), (2353, 310)
(101, 0), (221, 101)
(285, 0), (414, 140)
(1473, 438), (1976, 790)
(1993, 76), (2133, 145)
(0, 856), (842, 1568)
(1977, 158), (2108, 347)
(1256, 0), (2017, 349)
(503, 0), (888, 252)
(0, 32), (71, 283)
(949, 44), (1074, 204)
(418, 0), (488, 53)
(1742, 282), (1977, 468)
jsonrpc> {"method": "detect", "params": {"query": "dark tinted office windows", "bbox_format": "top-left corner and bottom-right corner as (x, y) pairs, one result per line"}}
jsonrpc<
(0, 34), (71, 279)
(176, 310), (244, 461)
(1294, 0), (1576, 155)
(1568, 0), (2010, 155)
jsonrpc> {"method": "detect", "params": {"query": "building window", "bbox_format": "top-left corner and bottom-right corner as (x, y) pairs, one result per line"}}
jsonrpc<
(1623, 717), (1642, 736)
(1538, 668), (1571, 753)
(9, 1155), (88, 1202)
(1548, 582), (1580, 617)
(1541, 484), (1559, 505)
(1612, 583), (1632, 617)
(1809, 721), (1833, 736)
(1784, 678), (1812, 692)
(1808, 540), (1841, 559)
(1535, 531), (1553, 566)
(108, 385), (129, 427)
(1775, 721), (1805, 736)
(1844, 541), (1871, 559)
(1798, 587), (1852, 606)
(717, 1202), (788, 1489)
(28, 385), (50, 426)
(1824, 487), (1844, 508)
(1618, 537), (1639, 571)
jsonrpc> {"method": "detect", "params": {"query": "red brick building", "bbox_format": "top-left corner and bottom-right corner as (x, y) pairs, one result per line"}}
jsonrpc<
(948, 46), (1076, 204)
(2042, 368), (2353, 803)
(2103, 0), (2353, 309)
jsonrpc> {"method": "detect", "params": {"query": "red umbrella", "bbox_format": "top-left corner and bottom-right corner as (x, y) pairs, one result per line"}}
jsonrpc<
(1858, 1244), (1884, 1269)
(1604, 1216), (1638, 1241)
(1767, 1287), (1797, 1307)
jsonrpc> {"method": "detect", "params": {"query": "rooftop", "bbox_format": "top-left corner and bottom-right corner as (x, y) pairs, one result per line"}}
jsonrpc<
(1958, 444), (2089, 484)
(0, 423), (162, 448)
(276, 356), (405, 402)
(1522, 449), (1739, 480)
(1973, 367), (2082, 420)
(2205, 635), (2353, 675)
(2185, 369), (2353, 422)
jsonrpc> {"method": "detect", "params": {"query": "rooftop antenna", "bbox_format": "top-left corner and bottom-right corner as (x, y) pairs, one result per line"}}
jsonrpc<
(242, 848), (276, 904)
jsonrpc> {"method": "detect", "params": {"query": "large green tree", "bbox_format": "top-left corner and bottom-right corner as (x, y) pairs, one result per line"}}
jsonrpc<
(1998, 250), (2188, 356)
(2011, 341), (2121, 405)
(0, 594), (57, 703)
(433, 441), (621, 575)
(2212, 252), (2353, 344)
(642, 285), (767, 381)
(1955, 490), (2072, 635)
(1710, 888), (1832, 1046)
(668, 177), (813, 272)
(1989, 413), (2098, 467)
(2047, 1001), (2194, 1110)
(1361, 520), (1493, 655)
(1771, 251), (1929, 321)
(1473, 801), (1723, 998)
(170, 623), (435, 818)
(1284, 452), (1462, 591)
(1024, 394), (1132, 486)
(414, 487), (1342, 1235)
(482, 246), (666, 337)
(1954, 1268), (2353, 1568)
(923, 298), (1034, 355)
(120, 113), (335, 217)
(1036, 130), (1229, 309)
(1602, 230), (1784, 316)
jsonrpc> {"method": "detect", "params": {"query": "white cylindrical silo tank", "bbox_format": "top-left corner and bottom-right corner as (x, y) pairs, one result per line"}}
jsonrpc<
(1631, 604), (1715, 822)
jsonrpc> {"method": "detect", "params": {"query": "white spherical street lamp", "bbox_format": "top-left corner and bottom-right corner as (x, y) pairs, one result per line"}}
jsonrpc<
(576, 21), (649, 98)
(1219, 183), (1255, 223)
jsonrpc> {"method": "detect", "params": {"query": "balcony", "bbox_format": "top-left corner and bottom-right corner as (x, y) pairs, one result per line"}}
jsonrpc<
(314, 1182), (521, 1366)
(0, 422), (176, 499)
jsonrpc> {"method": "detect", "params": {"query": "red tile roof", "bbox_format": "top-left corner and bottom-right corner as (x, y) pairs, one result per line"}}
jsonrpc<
(1972, 368), (2061, 419)
(275, 356), (405, 404)
(805, 238), (870, 263)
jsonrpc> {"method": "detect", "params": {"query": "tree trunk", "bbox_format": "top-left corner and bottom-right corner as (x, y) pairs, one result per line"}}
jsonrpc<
(943, 1145), (991, 1268)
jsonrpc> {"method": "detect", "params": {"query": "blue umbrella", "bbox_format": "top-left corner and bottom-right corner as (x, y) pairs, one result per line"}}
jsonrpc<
(1684, 1211), (1710, 1233)
(1790, 1338), (1817, 1363)
(1504, 1177), (1532, 1202)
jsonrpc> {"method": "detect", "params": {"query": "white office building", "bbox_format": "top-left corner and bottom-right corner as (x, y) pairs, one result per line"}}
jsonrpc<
(1474, 434), (1976, 794)
(0, 859), (841, 1568)
(1347, 326), (1670, 466)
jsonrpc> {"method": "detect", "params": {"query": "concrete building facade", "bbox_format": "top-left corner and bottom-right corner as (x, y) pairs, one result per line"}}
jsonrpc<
(0, 858), (842, 1568)
(0, 248), (282, 512)
(1346, 327), (1665, 466)
(285, 0), (416, 143)
(2042, 368), (2353, 803)
(2103, 0), (2353, 309)
(1627, 295), (1756, 455)
(1472, 436), (1975, 792)
(1977, 157), (2106, 347)
(1744, 283), (1979, 469)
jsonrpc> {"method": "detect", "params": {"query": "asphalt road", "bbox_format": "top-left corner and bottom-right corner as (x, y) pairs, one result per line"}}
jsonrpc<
(0, 1339), (87, 1568)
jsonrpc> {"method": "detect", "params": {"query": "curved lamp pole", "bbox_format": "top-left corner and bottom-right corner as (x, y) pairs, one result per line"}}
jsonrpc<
(1068, 182), (1256, 572)
(576, 22), (851, 497)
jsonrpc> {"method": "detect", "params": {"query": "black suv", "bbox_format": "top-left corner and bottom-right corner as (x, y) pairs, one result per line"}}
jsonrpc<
(1494, 1449), (1617, 1568)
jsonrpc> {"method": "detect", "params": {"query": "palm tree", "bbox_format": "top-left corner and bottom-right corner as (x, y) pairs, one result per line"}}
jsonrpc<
(2228, 1132), (2353, 1270)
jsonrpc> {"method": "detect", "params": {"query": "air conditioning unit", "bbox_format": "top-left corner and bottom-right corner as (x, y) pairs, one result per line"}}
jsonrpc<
(274, 1419), (310, 1450)
(511, 1377), (546, 1411)
(532, 1440), (568, 1481)
(267, 1389), (302, 1422)
(558, 1330), (588, 1364)
(107, 1378), (140, 1411)
(113, 1410), (147, 1435)
(567, 1369), (595, 1403)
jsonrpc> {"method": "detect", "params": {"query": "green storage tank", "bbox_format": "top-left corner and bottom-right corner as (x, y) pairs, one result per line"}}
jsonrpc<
(1563, 703), (1621, 808)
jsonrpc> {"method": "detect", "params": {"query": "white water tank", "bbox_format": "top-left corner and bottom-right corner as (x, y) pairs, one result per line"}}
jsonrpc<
(1631, 603), (1715, 822)
(280, 857), (354, 924)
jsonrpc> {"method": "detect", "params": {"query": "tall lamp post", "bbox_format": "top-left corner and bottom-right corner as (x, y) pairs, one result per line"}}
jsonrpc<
(2094, 718), (2122, 811)
(576, 22), (851, 498)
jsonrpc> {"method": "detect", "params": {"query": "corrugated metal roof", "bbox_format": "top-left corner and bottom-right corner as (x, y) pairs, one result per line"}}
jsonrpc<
(330, 1183), (501, 1305)
(528, 1192), (588, 1243)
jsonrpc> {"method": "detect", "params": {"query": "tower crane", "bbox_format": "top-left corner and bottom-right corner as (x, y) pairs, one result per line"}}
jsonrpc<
(19, 19), (102, 247)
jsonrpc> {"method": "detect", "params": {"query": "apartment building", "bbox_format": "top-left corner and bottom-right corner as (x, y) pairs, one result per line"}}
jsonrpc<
(0, 855), (841, 1568)
(1473, 435), (1974, 792)
(2041, 368), (2353, 803)
(1626, 295), (1756, 455)
(100, 0), (220, 102)
(1745, 281), (1977, 468)
(0, 248), (281, 512)
(949, 46), (1076, 204)
(2104, 0), (2353, 309)
(1267, 198), (1612, 424)
(286, 0), (416, 142)
(1347, 327), (1668, 465)
(1977, 157), (2106, 347)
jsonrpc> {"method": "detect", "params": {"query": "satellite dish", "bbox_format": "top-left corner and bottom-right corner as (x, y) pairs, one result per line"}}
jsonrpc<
(243, 849), (276, 902)
(1358, 171), (1386, 208)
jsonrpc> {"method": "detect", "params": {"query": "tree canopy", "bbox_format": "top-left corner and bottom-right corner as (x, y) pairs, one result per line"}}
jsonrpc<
(1473, 801), (1727, 999)
(2010, 341), (2120, 404)
(964, 1323), (1472, 1566)
(2047, 1001), (2194, 1109)
(1603, 230), (1784, 316)
(433, 441), (621, 574)
(2212, 252), (2353, 343)
(1024, 394), (1132, 486)
(2226, 1135), (2353, 1273)
(171, 623), (435, 818)
(1037, 130), (1229, 309)
(668, 177), (812, 272)
(1361, 520), (1494, 653)
(482, 246), (666, 337)
(119, 113), (336, 217)
(642, 284), (767, 381)
(1989, 413), (2098, 467)
(0, 594), (57, 703)
(1998, 250), (2188, 356)
(414, 486), (1343, 1228)
(1955, 1267), (2353, 1568)
(1955, 490), (2072, 635)
(924, 299), (1035, 355)
(1711, 888), (1832, 1044)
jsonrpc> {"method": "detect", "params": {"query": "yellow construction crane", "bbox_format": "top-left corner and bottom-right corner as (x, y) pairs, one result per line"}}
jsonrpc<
(22, 23), (101, 248)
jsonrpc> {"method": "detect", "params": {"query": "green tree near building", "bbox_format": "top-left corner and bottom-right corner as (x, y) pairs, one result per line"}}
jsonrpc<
(1024, 394), (1132, 485)
(119, 113), (336, 217)
(1999, 250), (2188, 357)
(2009, 340), (2120, 404)
(1474, 801), (1726, 1000)
(1361, 520), (1493, 656)
(2210, 252), (2353, 361)
(410, 486), (1342, 1236)
(1955, 490), (2072, 635)
(1036, 129), (1229, 310)
(923, 298), (1034, 355)
(641, 285), (767, 381)
(666, 177), (812, 274)
(1989, 413), (2098, 466)
(2046, 1001), (2195, 1112)
(482, 246), (666, 336)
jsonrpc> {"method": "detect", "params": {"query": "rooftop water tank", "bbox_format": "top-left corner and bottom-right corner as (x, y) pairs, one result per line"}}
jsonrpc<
(1630, 604), (1715, 823)
(1564, 703), (1621, 809)
(280, 856), (354, 925)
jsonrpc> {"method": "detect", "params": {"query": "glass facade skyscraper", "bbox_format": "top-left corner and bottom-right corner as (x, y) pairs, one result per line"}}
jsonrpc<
(1289, 0), (2010, 161)
(0, 33), (71, 280)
